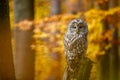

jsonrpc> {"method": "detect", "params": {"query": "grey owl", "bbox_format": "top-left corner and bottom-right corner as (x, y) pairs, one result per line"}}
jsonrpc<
(63, 19), (88, 80)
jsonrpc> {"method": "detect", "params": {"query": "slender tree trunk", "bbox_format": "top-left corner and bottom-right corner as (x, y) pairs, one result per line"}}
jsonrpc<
(50, 0), (62, 79)
(96, 0), (109, 10)
(109, 27), (119, 80)
(89, 0), (94, 9)
(13, 0), (35, 80)
(51, 0), (61, 16)
(0, 0), (15, 80)
(109, 0), (119, 80)
(96, 1), (110, 80)
(97, 0), (120, 80)
(109, 0), (119, 8)
(66, 0), (88, 14)
(97, 19), (111, 80)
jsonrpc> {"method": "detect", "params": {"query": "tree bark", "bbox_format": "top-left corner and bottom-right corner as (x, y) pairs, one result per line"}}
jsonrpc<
(96, 0), (109, 10)
(66, 0), (88, 14)
(63, 55), (93, 80)
(13, 0), (35, 80)
(51, 0), (61, 16)
(50, 0), (62, 79)
(109, 0), (119, 8)
(0, 0), (15, 80)
(97, 0), (120, 80)
(109, 0), (119, 80)
(98, 19), (111, 80)
(90, 0), (94, 9)
(96, 1), (110, 80)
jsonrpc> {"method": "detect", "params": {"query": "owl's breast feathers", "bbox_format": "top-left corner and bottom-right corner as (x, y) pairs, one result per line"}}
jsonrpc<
(64, 33), (87, 58)
(64, 33), (85, 50)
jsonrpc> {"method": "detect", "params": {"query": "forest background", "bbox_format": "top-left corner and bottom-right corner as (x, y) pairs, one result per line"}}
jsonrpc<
(0, 0), (120, 80)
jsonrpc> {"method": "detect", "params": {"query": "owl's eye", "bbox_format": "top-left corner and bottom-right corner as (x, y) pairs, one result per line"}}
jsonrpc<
(72, 26), (76, 29)
(79, 26), (83, 28)
(72, 23), (77, 29)
(78, 24), (83, 28)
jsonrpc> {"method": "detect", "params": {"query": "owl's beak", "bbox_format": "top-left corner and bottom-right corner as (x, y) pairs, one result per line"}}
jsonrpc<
(76, 28), (79, 34)
(75, 24), (79, 34)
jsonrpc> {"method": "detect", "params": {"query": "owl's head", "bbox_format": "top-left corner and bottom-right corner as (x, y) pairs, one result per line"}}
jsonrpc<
(67, 19), (88, 35)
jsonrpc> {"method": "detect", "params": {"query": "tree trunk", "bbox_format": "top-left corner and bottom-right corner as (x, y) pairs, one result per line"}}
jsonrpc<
(89, 0), (94, 9)
(96, 1), (110, 80)
(66, 0), (88, 14)
(97, 0), (120, 80)
(63, 55), (93, 80)
(0, 0), (15, 80)
(13, 0), (35, 80)
(109, 0), (119, 8)
(50, 0), (62, 79)
(109, 0), (119, 80)
(51, 0), (61, 16)
(96, 0), (109, 10)
(97, 19), (111, 80)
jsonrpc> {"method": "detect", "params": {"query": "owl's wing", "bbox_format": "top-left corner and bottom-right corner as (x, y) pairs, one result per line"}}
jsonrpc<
(64, 34), (78, 50)
(64, 35), (69, 50)
(64, 35), (74, 51)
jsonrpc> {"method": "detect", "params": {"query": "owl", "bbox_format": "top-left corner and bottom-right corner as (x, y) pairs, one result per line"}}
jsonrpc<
(63, 19), (88, 80)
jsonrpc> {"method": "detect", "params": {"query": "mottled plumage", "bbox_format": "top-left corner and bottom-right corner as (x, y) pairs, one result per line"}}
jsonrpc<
(63, 19), (88, 80)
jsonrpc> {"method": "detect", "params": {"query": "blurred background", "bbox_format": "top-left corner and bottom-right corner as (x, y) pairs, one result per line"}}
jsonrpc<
(3, 0), (120, 80)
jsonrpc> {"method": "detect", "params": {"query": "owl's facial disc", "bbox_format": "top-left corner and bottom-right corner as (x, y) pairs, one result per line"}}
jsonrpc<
(68, 19), (88, 34)
(72, 23), (77, 29)
(78, 23), (83, 28)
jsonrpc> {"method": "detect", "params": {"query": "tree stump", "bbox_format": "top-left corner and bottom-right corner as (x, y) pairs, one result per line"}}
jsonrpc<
(63, 55), (93, 80)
